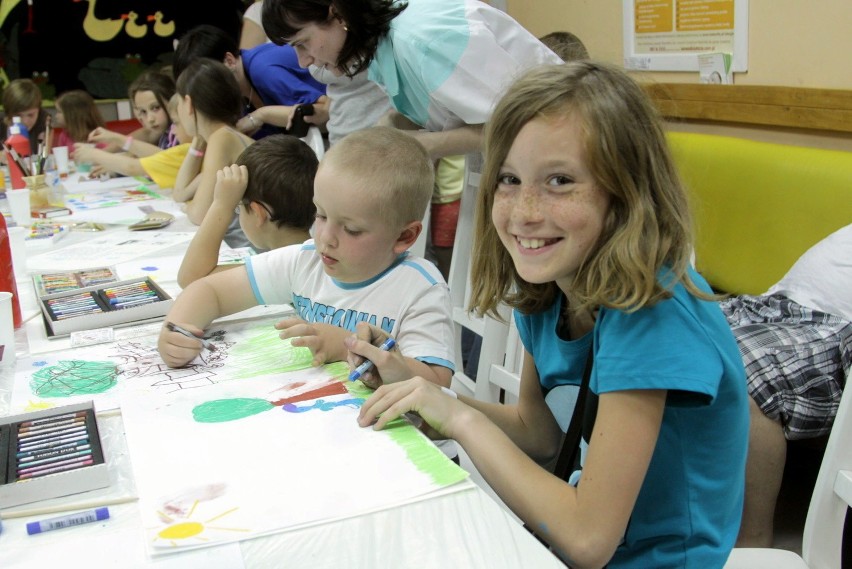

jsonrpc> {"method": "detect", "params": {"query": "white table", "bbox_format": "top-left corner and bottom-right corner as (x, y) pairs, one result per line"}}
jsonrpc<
(0, 184), (566, 568)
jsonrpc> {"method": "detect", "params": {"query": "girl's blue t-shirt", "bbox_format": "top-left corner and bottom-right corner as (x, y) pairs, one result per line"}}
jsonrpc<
(515, 268), (749, 568)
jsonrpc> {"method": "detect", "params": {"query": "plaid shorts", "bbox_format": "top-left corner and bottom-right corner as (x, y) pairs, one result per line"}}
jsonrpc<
(720, 294), (851, 440)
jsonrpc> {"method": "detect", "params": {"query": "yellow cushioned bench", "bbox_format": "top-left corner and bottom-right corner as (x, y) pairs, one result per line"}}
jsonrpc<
(667, 132), (852, 295)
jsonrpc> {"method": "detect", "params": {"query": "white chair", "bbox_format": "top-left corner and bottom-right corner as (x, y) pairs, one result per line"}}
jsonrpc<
(301, 126), (325, 161)
(724, 372), (852, 568)
(446, 153), (517, 403)
(410, 205), (429, 259)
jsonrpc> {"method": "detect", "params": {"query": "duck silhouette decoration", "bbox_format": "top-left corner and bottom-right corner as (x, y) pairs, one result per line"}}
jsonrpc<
(123, 10), (147, 39)
(148, 11), (175, 37)
(73, 0), (126, 42)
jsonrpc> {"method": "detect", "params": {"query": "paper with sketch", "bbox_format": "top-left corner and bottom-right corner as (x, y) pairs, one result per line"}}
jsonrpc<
(121, 372), (468, 555)
(27, 231), (194, 271)
(61, 199), (186, 225)
(9, 317), (312, 414)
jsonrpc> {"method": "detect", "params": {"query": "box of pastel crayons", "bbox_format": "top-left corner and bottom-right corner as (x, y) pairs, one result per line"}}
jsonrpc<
(0, 401), (110, 508)
(38, 276), (174, 337)
(31, 266), (119, 296)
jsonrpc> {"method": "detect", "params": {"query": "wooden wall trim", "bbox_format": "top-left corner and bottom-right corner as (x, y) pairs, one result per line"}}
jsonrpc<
(644, 83), (852, 134)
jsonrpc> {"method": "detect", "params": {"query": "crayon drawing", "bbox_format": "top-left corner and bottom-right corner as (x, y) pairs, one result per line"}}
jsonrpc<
(29, 360), (117, 397)
(9, 317), (318, 413)
(121, 374), (468, 556)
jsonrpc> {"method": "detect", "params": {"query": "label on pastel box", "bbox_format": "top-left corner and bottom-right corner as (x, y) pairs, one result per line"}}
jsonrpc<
(70, 327), (115, 348)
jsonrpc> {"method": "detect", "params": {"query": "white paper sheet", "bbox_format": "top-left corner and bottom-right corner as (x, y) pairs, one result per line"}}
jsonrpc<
(121, 374), (468, 556)
(10, 317), (313, 413)
(26, 231), (195, 272)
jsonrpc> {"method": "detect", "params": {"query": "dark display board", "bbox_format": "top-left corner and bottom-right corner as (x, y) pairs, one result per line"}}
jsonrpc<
(0, 0), (245, 99)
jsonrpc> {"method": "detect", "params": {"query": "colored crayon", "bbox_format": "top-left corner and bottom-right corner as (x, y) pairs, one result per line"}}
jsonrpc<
(18, 459), (94, 480)
(20, 411), (87, 427)
(18, 443), (92, 461)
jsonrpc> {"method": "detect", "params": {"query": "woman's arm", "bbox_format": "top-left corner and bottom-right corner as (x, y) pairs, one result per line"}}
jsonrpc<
(239, 18), (267, 50)
(236, 95), (331, 134)
(409, 125), (483, 160)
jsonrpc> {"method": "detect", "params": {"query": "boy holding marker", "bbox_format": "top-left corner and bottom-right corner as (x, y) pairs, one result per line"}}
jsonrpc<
(158, 127), (454, 389)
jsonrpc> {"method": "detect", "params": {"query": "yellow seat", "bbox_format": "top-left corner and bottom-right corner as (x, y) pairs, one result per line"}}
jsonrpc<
(667, 132), (852, 295)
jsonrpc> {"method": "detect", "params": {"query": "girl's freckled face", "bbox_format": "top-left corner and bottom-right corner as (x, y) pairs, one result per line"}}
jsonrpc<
(491, 114), (610, 290)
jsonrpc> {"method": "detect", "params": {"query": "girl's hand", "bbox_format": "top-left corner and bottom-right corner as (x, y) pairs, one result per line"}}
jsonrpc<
(87, 127), (121, 145)
(345, 322), (411, 389)
(213, 164), (249, 208)
(358, 376), (463, 439)
(72, 142), (96, 163)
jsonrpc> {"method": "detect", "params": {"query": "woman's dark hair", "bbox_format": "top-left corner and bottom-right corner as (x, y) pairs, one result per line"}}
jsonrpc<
(173, 25), (239, 81)
(262, 0), (406, 75)
(238, 134), (318, 230)
(175, 58), (242, 125)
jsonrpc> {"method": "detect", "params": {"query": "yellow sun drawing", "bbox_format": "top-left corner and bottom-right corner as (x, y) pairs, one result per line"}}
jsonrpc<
(153, 500), (250, 546)
(24, 400), (57, 412)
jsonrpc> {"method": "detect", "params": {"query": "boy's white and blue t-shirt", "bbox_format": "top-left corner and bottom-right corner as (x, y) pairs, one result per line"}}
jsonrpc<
(245, 240), (455, 372)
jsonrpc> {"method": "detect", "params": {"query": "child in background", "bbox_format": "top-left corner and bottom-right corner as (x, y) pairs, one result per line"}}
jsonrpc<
(177, 134), (317, 287)
(53, 90), (105, 147)
(72, 94), (191, 187)
(539, 30), (589, 61)
(357, 63), (749, 568)
(159, 127), (454, 390)
(172, 25), (326, 140)
(1, 78), (48, 154)
(169, 58), (255, 233)
(85, 70), (176, 157)
(137, 95), (192, 189)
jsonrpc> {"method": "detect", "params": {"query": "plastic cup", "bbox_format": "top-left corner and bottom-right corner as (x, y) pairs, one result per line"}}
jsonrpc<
(6, 188), (31, 226)
(75, 143), (94, 174)
(52, 146), (70, 178)
(7, 225), (27, 279)
(0, 291), (15, 365)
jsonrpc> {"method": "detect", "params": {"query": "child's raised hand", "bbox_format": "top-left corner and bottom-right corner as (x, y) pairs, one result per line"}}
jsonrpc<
(345, 322), (412, 389)
(213, 164), (249, 208)
(158, 321), (204, 368)
(358, 376), (464, 438)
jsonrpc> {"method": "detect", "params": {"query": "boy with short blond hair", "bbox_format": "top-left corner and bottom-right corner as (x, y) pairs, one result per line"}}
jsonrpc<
(159, 127), (454, 388)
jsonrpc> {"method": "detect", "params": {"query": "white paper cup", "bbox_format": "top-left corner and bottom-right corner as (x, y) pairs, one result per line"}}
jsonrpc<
(52, 145), (70, 177)
(7, 225), (27, 279)
(6, 188), (31, 226)
(0, 291), (15, 365)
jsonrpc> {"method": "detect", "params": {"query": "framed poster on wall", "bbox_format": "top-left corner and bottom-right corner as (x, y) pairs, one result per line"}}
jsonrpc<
(623, 0), (748, 71)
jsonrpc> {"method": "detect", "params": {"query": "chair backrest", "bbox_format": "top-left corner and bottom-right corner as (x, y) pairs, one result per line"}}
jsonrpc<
(301, 126), (325, 161)
(446, 153), (516, 403)
(801, 368), (852, 567)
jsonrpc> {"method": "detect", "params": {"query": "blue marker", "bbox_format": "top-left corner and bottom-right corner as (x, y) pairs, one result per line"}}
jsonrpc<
(349, 337), (396, 382)
(27, 507), (110, 535)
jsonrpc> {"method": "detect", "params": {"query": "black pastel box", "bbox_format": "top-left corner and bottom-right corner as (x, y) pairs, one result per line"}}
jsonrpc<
(38, 276), (173, 337)
(0, 401), (110, 508)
